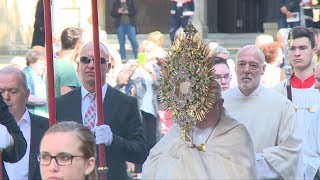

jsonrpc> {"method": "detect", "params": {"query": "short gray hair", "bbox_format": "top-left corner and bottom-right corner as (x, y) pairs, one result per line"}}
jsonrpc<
(212, 45), (230, 57)
(0, 66), (28, 90)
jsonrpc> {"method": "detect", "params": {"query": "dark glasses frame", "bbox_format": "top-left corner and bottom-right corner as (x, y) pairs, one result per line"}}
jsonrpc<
(80, 56), (108, 64)
(37, 153), (85, 166)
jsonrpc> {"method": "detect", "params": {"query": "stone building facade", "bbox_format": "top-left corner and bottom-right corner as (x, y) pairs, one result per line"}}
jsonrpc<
(0, 0), (280, 54)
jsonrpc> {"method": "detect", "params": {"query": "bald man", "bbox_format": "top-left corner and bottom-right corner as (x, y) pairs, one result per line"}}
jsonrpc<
(55, 42), (147, 180)
(222, 45), (303, 179)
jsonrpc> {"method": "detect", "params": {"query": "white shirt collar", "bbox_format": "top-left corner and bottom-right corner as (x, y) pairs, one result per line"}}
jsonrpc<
(17, 109), (31, 126)
(81, 83), (108, 100)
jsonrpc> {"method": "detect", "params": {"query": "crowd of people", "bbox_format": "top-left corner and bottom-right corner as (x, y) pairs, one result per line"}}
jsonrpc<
(1, 24), (320, 179)
(1, 0), (320, 179)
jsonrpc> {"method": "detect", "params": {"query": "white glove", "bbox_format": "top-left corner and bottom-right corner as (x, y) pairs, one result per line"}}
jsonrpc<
(91, 125), (113, 146)
(0, 124), (11, 149)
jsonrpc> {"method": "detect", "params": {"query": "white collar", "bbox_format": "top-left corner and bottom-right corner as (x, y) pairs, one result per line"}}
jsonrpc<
(81, 83), (108, 100)
(235, 85), (264, 97)
(17, 109), (31, 126)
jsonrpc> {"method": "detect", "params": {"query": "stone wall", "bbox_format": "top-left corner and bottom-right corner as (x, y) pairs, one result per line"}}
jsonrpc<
(0, 0), (38, 54)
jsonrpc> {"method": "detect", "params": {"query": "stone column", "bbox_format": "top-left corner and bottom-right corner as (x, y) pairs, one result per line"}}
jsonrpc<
(192, 0), (208, 38)
(0, 0), (11, 54)
(0, 0), (37, 55)
(98, 0), (106, 31)
(78, 0), (108, 43)
(78, 0), (106, 30)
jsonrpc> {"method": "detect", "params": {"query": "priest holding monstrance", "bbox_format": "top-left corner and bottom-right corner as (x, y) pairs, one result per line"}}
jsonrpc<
(142, 24), (257, 179)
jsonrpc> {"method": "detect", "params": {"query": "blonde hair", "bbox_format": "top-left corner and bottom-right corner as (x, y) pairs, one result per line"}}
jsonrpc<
(148, 31), (164, 47)
(25, 46), (46, 66)
(139, 40), (157, 54)
(255, 34), (274, 47)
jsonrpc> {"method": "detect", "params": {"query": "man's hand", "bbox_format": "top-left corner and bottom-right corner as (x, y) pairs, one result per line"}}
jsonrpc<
(0, 124), (11, 149)
(91, 125), (113, 146)
(118, 8), (128, 14)
(286, 11), (294, 18)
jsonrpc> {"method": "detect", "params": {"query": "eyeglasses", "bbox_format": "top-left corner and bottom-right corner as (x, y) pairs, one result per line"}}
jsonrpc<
(38, 153), (85, 166)
(214, 74), (231, 82)
(80, 56), (108, 64)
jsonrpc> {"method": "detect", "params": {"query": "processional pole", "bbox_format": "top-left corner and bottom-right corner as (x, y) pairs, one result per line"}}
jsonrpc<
(283, 28), (293, 101)
(43, 0), (56, 126)
(1, 1), (55, 179)
(90, 0), (108, 179)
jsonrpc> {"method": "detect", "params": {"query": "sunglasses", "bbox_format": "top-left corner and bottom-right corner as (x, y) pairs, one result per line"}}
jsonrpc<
(80, 56), (108, 64)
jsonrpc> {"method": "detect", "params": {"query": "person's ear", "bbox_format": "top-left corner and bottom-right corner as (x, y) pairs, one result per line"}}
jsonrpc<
(261, 64), (266, 75)
(219, 98), (224, 107)
(107, 62), (112, 71)
(25, 88), (31, 103)
(109, 55), (115, 68)
(73, 43), (81, 58)
(84, 157), (95, 175)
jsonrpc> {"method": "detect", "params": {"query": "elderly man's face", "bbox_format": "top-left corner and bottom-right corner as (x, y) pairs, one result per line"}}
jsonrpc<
(0, 72), (29, 121)
(195, 98), (224, 129)
(315, 66), (320, 92)
(78, 43), (110, 91)
(235, 46), (266, 96)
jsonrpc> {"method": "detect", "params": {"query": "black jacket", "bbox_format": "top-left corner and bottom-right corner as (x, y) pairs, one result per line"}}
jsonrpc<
(28, 113), (48, 180)
(0, 95), (27, 179)
(279, 0), (300, 17)
(170, 0), (194, 16)
(56, 85), (147, 180)
(110, 0), (137, 28)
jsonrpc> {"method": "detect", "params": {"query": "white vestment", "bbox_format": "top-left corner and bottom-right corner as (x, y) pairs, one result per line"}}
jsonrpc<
(305, 112), (320, 179)
(223, 86), (303, 179)
(142, 110), (257, 179)
(275, 82), (320, 179)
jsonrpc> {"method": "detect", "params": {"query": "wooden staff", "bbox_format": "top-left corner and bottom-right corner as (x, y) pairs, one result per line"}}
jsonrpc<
(43, 0), (107, 177)
(90, 0), (108, 178)
(1, 1), (53, 178)
(43, 0), (56, 126)
(0, 1), (54, 179)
